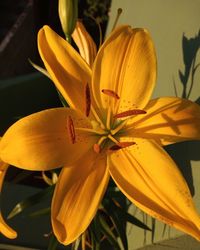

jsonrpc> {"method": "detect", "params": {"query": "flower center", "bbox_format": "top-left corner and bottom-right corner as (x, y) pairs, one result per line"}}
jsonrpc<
(90, 89), (146, 153)
(68, 87), (147, 153)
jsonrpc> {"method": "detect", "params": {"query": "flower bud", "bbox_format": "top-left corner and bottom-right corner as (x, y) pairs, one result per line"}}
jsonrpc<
(58, 0), (78, 40)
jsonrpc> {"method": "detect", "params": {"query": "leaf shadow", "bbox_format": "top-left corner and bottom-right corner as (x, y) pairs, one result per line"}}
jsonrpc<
(165, 140), (200, 197)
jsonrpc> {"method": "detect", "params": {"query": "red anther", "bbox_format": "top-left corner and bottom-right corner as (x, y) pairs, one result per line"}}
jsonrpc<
(85, 83), (91, 117)
(114, 109), (146, 118)
(109, 144), (122, 151)
(117, 142), (136, 148)
(67, 116), (76, 144)
(93, 143), (101, 153)
(102, 89), (120, 100)
(109, 141), (135, 151)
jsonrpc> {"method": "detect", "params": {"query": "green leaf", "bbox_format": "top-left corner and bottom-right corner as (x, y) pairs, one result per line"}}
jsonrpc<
(29, 207), (51, 217)
(123, 208), (151, 231)
(48, 234), (59, 250)
(104, 198), (151, 231)
(97, 213), (121, 250)
(89, 226), (101, 250)
(11, 170), (33, 184)
(8, 185), (54, 219)
(29, 59), (51, 79)
(71, 237), (81, 250)
(109, 210), (128, 250)
(89, 217), (101, 250)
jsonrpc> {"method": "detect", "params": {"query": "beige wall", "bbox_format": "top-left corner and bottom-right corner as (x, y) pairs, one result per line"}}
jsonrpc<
(107, 1), (200, 249)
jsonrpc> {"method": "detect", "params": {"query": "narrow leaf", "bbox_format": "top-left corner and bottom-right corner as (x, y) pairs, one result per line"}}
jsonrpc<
(8, 185), (54, 219)
(29, 207), (51, 217)
(29, 59), (51, 79)
(104, 198), (151, 231)
(109, 210), (128, 250)
(97, 213), (121, 250)
(48, 234), (59, 250)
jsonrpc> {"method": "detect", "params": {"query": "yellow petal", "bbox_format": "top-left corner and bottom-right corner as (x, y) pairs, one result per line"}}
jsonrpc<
(126, 97), (200, 145)
(72, 20), (97, 66)
(38, 25), (92, 114)
(0, 108), (96, 170)
(108, 138), (200, 240)
(92, 26), (156, 116)
(0, 161), (17, 239)
(52, 150), (109, 245)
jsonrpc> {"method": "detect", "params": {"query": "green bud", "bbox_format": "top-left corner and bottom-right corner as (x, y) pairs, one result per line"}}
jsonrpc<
(58, 0), (78, 40)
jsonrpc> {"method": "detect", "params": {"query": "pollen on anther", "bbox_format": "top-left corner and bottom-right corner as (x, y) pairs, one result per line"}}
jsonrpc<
(102, 89), (120, 100)
(67, 116), (76, 144)
(114, 109), (146, 118)
(118, 142), (136, 148)
(109, 141), (136, 151)
(85, 83), (91, 117)
(93, 143), (101, 153)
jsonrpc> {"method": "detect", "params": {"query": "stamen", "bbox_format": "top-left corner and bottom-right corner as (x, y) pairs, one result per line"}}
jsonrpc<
(109, 141), (135, 151)
(111, 120), (128, 135)
(102, 89), (120, 100)
(114, 109), (146, 118)
(118, 142), (136, 147)
(108, 134), (120, 145)
(106, 106), (112, 130)
(67, 116), (76, 144)
(85, 83), (91, 117)
(111, 8), (123, 31)
(75, 127), (106, 135)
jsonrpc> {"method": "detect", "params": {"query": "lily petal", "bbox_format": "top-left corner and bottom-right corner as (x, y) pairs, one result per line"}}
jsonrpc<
(92, 26), (156, 116)
(38, 25), (92, 114)
(126, 97), (200, 145)
(52, 150), (109, 245)
(0, 161), (17, 239)
(0, 108), (96, 170)
(72, 20), (97, 66)
(108, 138), (200, 240)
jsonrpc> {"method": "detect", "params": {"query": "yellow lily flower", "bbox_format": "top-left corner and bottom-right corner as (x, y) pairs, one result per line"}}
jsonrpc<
(1, 25), (200, 245)
(72, 20), (97, 66)
(0, 160), (17, 239)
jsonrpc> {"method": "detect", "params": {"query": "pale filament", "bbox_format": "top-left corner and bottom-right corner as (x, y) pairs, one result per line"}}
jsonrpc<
(111, 119), (128, 135)
(102, 89), (120, 130)
(75, 127), (106, 135)
(91, 106), (106, 130)
(93, 136), (107, 153)
(106, 104), (112, 130)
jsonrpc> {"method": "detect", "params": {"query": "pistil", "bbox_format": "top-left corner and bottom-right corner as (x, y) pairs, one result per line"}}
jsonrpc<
(93, 136), (107, 153)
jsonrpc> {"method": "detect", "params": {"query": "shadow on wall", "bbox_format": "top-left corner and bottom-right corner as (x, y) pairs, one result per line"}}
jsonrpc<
(166, 30), (200, 197)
